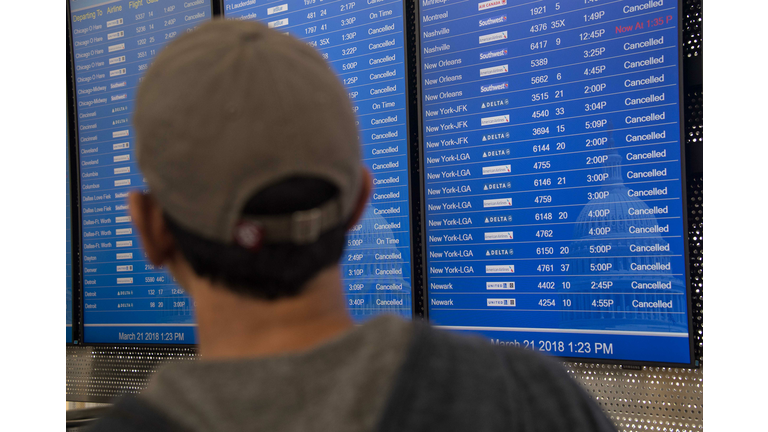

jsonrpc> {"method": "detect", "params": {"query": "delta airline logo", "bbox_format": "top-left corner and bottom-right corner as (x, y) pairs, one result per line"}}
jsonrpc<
(483, 198), (512, 208)
(487, 298), (516, 306)
(487, 281), (515, 290)
(482, 164), (511, 175)
(481, 114), (510, 126)
(478, 0), (506, 11)
(484, 231), (514, 240)
(480, 81), (508, 93)
(479, 15), (506, 26)
(479, 64), (508, 77)
(482, 132), (510, 142)
(479, 31), (507, 44)
(480, 48), (508, 60)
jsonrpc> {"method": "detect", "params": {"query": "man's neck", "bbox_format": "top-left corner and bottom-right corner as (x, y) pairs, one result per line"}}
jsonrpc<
(188, 266), (354, 360)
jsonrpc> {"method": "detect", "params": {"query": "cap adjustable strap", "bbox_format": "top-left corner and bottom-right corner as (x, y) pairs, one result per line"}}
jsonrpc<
(235, 198), (343, 246)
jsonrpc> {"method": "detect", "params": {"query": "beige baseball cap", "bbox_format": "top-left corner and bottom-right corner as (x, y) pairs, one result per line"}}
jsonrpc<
(133, 19), (362, 247)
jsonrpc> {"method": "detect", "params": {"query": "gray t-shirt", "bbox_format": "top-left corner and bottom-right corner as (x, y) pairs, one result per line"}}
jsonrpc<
(141, 315), (413, 432)
(91, 315), (616, 432)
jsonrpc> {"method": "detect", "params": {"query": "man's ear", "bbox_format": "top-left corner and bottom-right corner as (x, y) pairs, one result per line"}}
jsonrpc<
(346, 167), (373, 230)
(128, 191), (176, 267)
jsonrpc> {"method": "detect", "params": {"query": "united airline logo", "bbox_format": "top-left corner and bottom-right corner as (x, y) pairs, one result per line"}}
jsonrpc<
(480, 48), (508, 61)
(479, 64), (508, 77)
(480, 82), (508, 93)
(478, 0), (506, 11)
(479, 15), (506, 26)
(487, 282), (515, 290)
(487, 298), (516, 306)
(479, 31), (507, 44)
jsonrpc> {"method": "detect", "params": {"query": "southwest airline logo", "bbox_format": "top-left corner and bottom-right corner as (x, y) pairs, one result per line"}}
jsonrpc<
(478, 0), (506, 11)
(479, 15), (506, 26)
(481, 82), (508, 92)
(480, 48), (508, 60)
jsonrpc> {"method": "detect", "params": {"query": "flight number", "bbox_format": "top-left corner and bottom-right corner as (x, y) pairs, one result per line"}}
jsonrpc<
(531, 75), (549, 85)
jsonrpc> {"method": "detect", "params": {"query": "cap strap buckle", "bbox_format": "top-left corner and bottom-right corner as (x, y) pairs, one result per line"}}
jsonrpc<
(291, 207), (323, 244)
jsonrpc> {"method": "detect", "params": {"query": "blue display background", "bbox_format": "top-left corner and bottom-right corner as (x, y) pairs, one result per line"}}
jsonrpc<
(67, 126), (73, 343)
(421, 0), (691, 363)
(70, 0), (212, 344)
(224, 0), (414, 322)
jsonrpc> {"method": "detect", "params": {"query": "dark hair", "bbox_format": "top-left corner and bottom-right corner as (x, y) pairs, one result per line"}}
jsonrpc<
(164, 177), (348, 300)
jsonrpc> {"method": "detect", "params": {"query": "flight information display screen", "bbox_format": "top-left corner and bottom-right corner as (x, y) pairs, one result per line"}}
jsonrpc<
(420, 0), (691, 364)
(69, 0), (212, 344)
(224, 0), (414, 322)
(67, 128), (73, 343)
